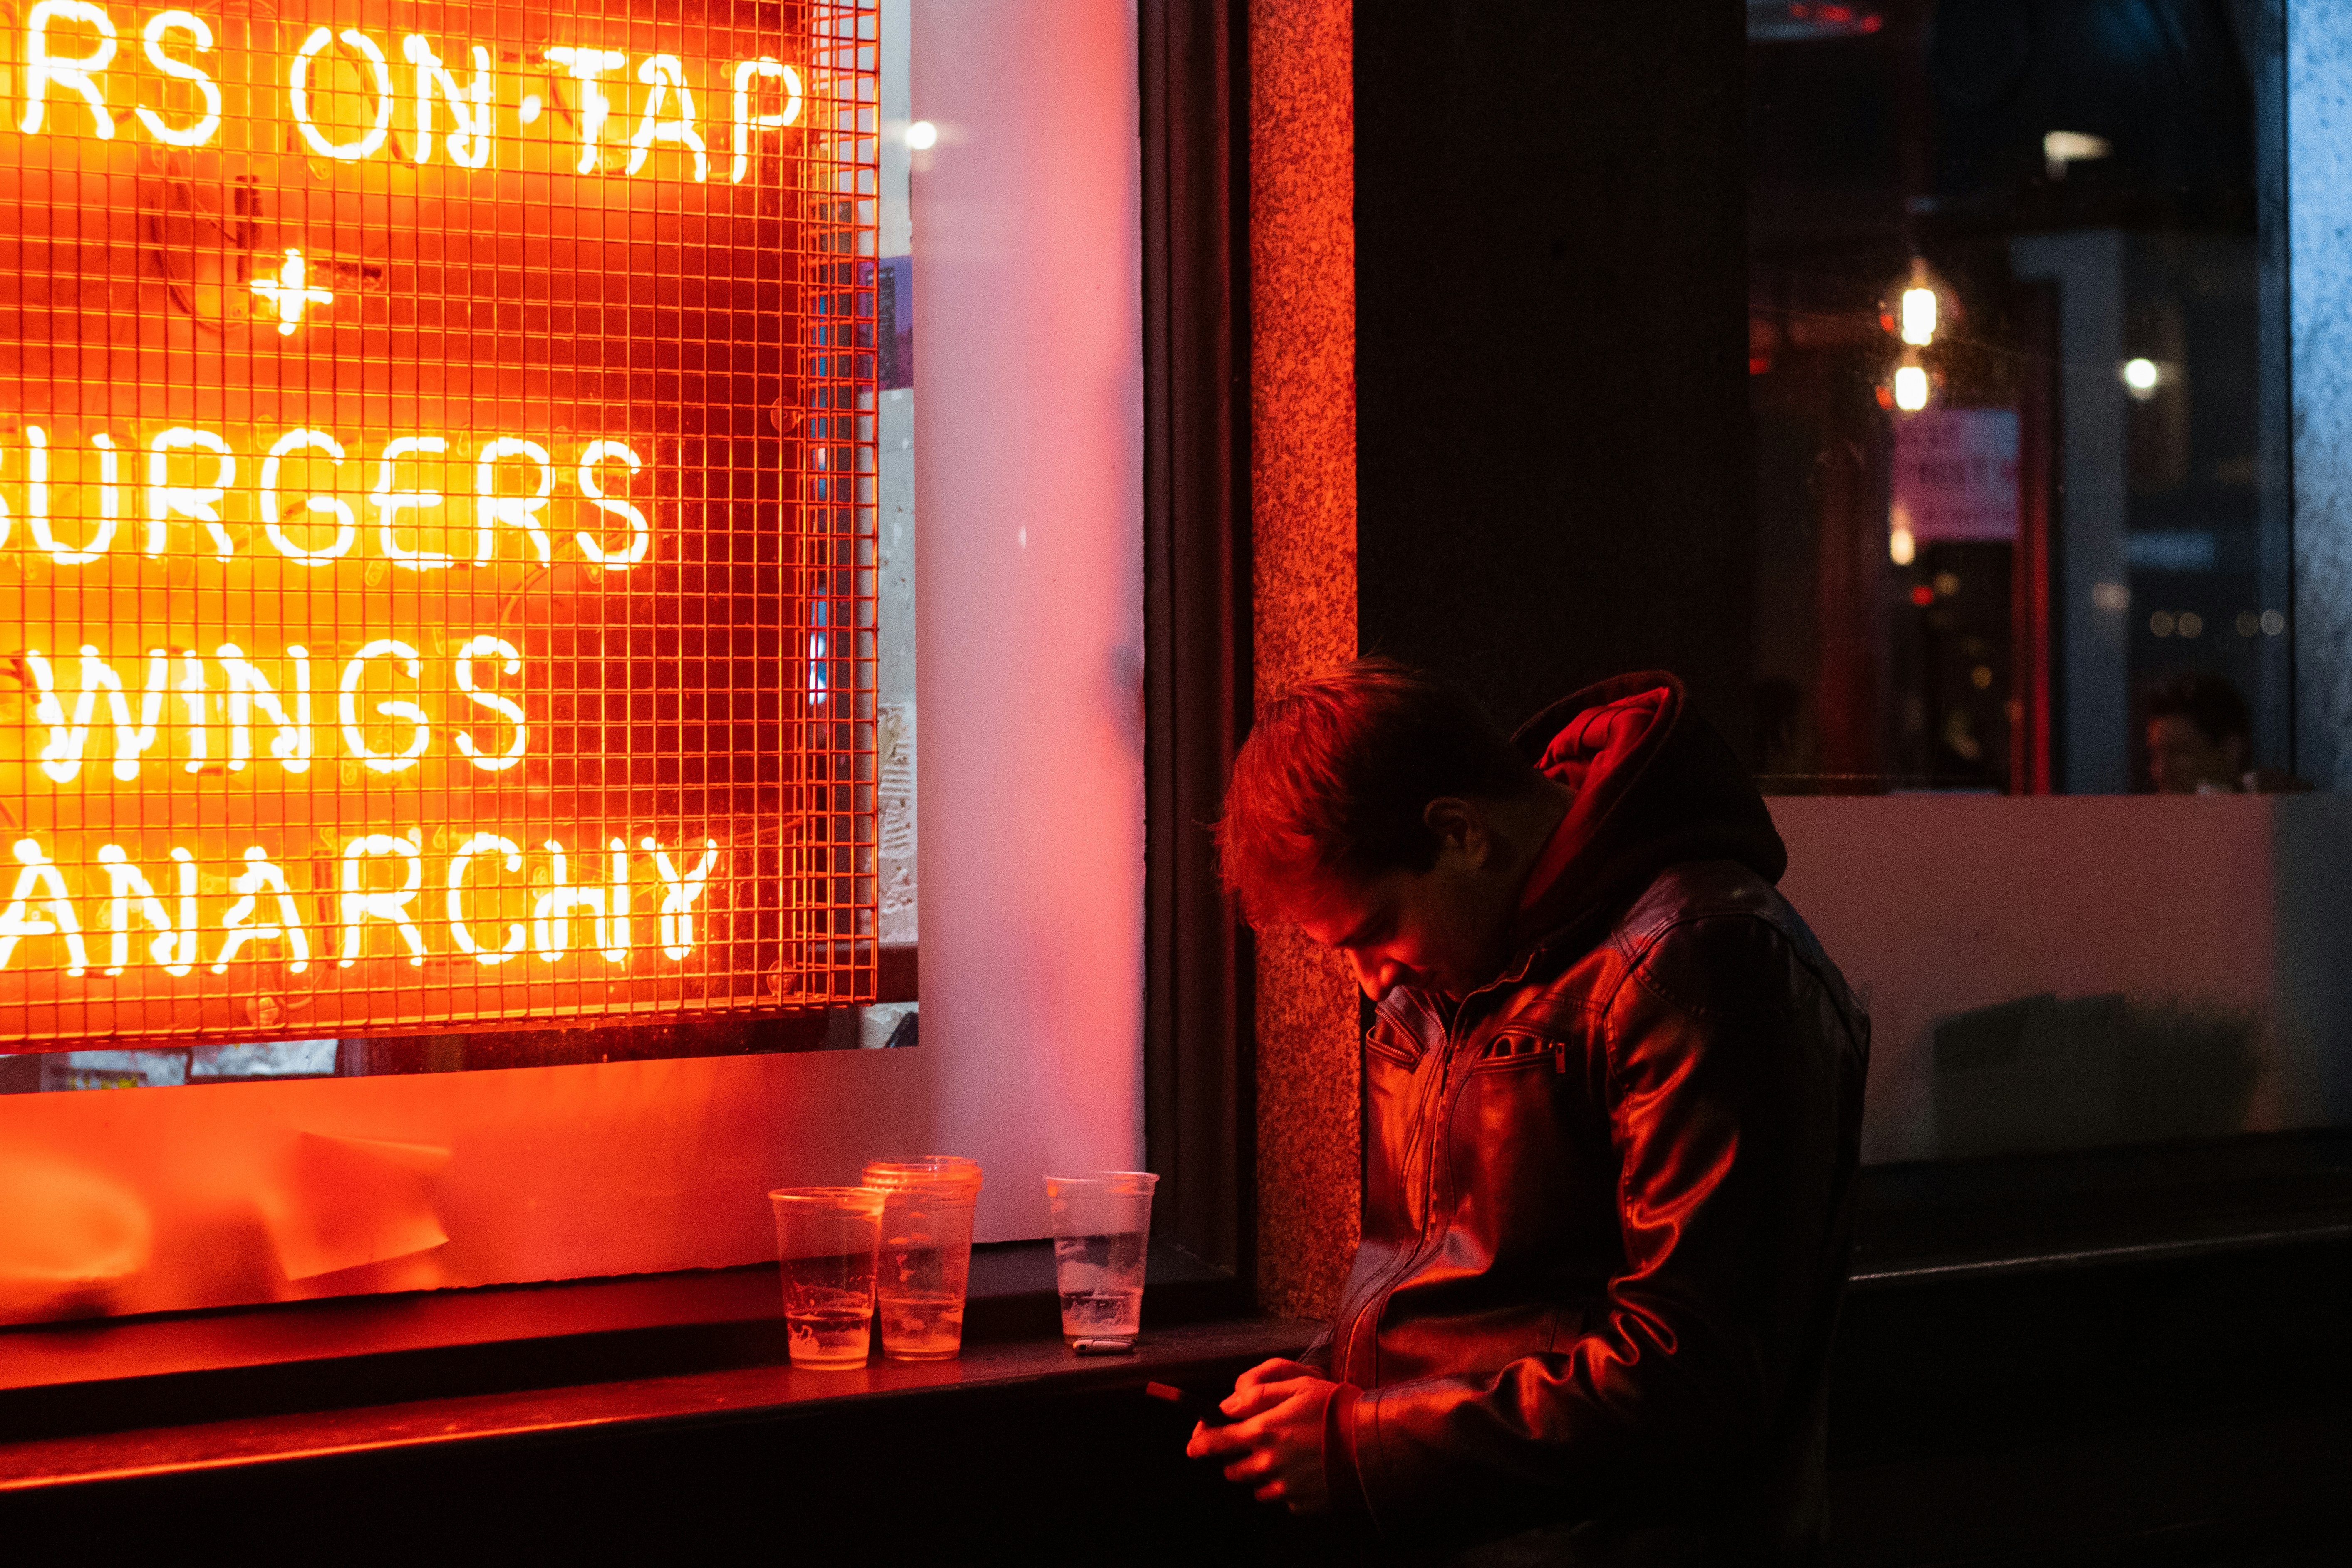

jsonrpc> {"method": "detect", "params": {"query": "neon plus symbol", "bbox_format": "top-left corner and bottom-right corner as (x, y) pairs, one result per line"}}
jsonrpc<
(250, 249), (334, 336)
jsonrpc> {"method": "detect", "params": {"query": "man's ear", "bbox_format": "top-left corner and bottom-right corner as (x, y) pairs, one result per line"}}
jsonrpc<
(1421, 797), (1487, 863)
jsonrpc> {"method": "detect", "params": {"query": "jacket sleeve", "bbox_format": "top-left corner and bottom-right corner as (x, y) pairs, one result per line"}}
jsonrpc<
(1341, 912), (1860, 1534)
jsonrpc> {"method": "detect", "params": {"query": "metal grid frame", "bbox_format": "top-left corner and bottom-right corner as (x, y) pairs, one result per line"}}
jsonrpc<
(0, 0), (879, 1050)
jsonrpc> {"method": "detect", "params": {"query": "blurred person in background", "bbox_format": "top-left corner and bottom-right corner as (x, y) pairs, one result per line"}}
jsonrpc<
(2145, 671), (2308, 794)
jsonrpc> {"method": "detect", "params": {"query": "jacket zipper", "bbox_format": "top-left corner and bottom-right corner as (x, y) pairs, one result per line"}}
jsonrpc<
(1336, 959), (1541, 1384)
(1335, 1023), (1452, 1383)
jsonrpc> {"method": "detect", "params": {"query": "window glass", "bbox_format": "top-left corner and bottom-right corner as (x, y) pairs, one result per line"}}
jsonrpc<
(1749, 0), (2286, 797)
(0, 0), (1139, 1325)
(1748, 2), (2352, 1172)
(0, 0), (912, 1093)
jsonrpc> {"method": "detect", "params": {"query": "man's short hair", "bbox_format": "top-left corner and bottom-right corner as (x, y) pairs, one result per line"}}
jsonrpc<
(1217, 659), (1539, 923)
(2146, 671), (2250, 750)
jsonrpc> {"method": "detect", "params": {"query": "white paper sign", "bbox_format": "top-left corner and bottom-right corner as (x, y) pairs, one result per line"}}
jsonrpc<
(1891, 407), (2020, 543)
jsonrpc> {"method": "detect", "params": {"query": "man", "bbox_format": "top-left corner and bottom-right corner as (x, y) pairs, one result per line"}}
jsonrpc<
(2145, 672), (2252, 794)
(1189, 661), (1869, 1565)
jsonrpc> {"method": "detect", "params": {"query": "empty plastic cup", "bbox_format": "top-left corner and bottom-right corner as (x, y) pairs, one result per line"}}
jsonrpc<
(863, 1157), (985, 1361)
(769, 1186), (887, 1369)
(1043, 1171), (1159, 1348)
(866, 1154), (982, 1190)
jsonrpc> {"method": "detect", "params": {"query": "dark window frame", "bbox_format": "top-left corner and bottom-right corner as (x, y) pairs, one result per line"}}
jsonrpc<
(1139, 0), (1257, 1294)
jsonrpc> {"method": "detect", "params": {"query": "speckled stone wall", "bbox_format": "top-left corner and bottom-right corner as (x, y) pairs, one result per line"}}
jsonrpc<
(1249, 0), (1361, 1320)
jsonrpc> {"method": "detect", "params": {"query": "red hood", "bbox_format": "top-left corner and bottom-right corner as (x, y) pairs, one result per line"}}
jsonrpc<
(1507, 672), (1785, 953)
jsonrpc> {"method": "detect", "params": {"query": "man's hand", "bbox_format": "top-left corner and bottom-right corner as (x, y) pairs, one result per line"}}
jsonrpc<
(1232, 1357), (1325, 1396)
(1184, 1359), (1346, 1514)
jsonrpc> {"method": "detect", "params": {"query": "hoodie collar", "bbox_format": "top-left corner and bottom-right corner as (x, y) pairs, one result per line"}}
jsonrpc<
(1504, 672), (1786, 957)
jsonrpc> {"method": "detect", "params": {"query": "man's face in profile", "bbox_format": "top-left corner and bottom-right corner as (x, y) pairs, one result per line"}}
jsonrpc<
(2148, 715), (2244, 794)
(1294, 807), (1520, 1003)
(1297, 863), (1491, 1003)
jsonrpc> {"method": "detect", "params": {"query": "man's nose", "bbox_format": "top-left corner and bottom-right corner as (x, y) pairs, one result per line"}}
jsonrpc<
(1348, 951), (1396, 1002)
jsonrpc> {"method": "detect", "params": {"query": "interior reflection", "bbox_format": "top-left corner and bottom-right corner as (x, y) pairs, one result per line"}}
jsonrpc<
(1749, 0), (2287, 795)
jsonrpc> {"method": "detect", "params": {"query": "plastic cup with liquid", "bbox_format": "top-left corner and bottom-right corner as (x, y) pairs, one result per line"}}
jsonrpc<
(769, 1186), (887, 1370)
(863, 1156), (984, 1361)
(1043, 1171), (1158, 1348)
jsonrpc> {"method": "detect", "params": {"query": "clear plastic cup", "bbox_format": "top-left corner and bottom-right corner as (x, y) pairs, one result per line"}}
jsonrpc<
(1043, 1171), (1158, 1348)
(769, 1186), (887, 1370)
(863, 1156), (985, 1362)
(866, 1154), (983, 1190)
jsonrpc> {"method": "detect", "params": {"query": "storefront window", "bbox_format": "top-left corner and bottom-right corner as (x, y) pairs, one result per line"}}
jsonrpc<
(0, 0), (1143, 1321)
(0, 0), (912, 1092)
(1749, 0), (2285, 796)
(1747, 2), (2352, 1170)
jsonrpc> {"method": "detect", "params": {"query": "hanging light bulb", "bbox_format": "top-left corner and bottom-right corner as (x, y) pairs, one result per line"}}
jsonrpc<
(1880, 256), (1958, 349)
(1900, 281), (1938, 347)
(1885, 349), (1933, 414)
(1892, 362), (1931, 412)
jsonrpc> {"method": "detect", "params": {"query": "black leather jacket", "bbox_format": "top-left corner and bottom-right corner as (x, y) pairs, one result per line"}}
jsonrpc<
(1307, 676), (1870, 1565)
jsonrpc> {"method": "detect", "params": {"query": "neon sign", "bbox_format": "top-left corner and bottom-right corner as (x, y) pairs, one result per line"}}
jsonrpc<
(0, 2), (879, 1048)
(15, 5), (802, 180)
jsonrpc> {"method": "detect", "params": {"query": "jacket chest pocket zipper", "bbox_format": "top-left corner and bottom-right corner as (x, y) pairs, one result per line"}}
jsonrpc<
(1474, 1033), (1569, 1075)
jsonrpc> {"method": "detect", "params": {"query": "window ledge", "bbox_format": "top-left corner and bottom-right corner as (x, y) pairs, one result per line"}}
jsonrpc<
(0, 1239), (1259, 1460)
(1850, 1128), (2352, 1288)
(0, 1316), (1313, 1495)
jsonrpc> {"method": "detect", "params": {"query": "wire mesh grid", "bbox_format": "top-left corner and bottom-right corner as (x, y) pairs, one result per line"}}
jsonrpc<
(0, 0), (880, 1050)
